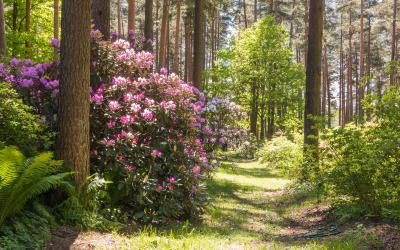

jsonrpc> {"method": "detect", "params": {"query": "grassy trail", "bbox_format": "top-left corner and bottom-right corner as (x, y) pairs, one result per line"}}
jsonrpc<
(55, 161), (376, 249)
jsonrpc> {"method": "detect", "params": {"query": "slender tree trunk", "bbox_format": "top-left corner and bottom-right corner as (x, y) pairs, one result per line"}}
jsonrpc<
(243, 0), (248, 28)
(254, 0), (258, 22)
(25, 0), (31, 53)
(303, 0), (323, 167)
(158, 0), (169, 69)
(391, 0), (397, 85)
(359, 0), (365, 122)
(11, 1), (17, 56)
(321, 45), (327, 118)
(366, 16), (372, 120)
(303, 0), (309, 66)
(58, 0), (91, 185)
(117, 0), (121, 35)
(250, 82), (258, 137)
(193, 0), (205, 89)
(269, 0), (274, 14)
(53, 0), (59, 60)
(92, 0), (110, 40)
(128, 0), (136, 33)
(346, 9), (353, 124)
(173, 2), (181, 73)
(0, 0), (6, 57)
(184, 15), (190, 82)
(144, 0), (154, 51)
(354, 49), (359, 124)
(260, 115), (265, 141)
(155, 0), (160, 68)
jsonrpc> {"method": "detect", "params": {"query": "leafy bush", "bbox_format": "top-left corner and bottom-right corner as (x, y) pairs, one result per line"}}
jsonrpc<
(320, 86), (400, 213)
(257, 134), (303, 177)
(0, 146), (73, 226)
(0, 210), (51, 250)
(89, 38), (219, 222)
(0, 82), (51, 156)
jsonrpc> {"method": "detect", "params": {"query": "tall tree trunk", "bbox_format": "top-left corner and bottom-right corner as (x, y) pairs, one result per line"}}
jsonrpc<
(339, 14), (345, 127)
(11, 1), (17, 56)
(158, 0), (169, 69)
(391, 0), (398, 85)
(0, 0), (6, 57)
(193, 0), (205, 89)
(346, 9), (353, 124)
(321, 45), (327, 118)
(243, 0), (248, 28)
(25, 0), (31, 53)
(366, 16), (372, 120)
(254, 0), (258, 22)
(269, 0), (274, 14)
(117, 0), (121, 35)
(155, 0), (160, 68)
(358, 0), (365, 122)
(53, 0), (59, 60)
(184, 15), (190, 82)
(58, 0), (91, 185)
(92, 0), (110, 40)
(173, 1), (181, 73)
(144, 0), (154, 51)
(128, 0), (136, 33)
(250, 82), (258, 138)
(303, 0), (323, 167)
(303, 0), (309, 66)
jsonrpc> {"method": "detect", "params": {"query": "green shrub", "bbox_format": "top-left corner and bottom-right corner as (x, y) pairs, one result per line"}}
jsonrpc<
(257, 134), (303, 177)
(321, 87), (400, 214)
(0, 82), (51, 156)
(0, 146), (73, 226)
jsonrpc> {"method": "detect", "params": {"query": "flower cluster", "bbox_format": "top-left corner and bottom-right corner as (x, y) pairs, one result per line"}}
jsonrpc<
(202, 97), (249, 150)
(0, 57), (59, 129)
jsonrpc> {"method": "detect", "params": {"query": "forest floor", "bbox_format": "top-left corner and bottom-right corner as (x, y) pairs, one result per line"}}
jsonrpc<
(48, 161), (400, 250)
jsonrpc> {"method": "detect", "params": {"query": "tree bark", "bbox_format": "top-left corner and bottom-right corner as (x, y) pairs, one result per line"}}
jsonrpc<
(303, 0), (323, 165)
(58, 0), (91, 185)
(193, 0), (205, 89)
(243, 0), (248, 28)
(128, 0), (136, 33)
(144, 0), (154, 51)
(391, 0), (397, 85)
(346, 8), (353, 124)
(250, 82), (258, 137)
(91, 0), (110, 40)
(172, 2), (181, 73)
(321, 45), (327, 118)
(303, 0), (309, 66)
(25, 0), (31, 53)
(0, 0), (6, 57)
(254, 0), (258, 22)
(117, 0), (121, 35)
(53, 0), (59, 60)
(158, 0), (169, 69)
(358, 0), (365, 122)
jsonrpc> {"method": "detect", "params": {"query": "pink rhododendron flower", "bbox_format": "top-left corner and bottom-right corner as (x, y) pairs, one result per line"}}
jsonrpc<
(144, 98), (155, 106)
(92, 94), (104, 105)
(166, 176), (176, 183)
(151, 149), (162, 157)
(124, 163), (136, 171)
(112, 76), (129, 87)
(107, 120), (116, 129)
(192, 166), (201, 176)
(156, 184), (164, 192)
(130, 103), (141, 113)
(20, 79), (34, 88)
(108, 100), (121, 112)
(112, 39), (130, 50)
(120, 115), (132, 125)
(124, 92), (134, 103)
(160, 100), (176, 110)
(134, 51), (154, 69)
(141, 109), (154, 121)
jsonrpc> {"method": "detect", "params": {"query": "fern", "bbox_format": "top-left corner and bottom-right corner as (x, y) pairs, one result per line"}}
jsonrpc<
(0, 146), (73, 226)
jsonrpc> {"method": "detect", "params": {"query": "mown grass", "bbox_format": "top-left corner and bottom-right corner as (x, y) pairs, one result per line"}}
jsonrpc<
(86, 161), (382, 249)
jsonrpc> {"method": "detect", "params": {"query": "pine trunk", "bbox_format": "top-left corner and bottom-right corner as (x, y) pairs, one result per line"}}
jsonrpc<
(158, 0), (169, 69)
(25, 0), (31, 53)
(359, 0), (365, 121)
(173, 2), (181, 73)
(0, 0), (6, 57)
(128, 0), (136, 33)
(53, 0), (59, 60)
(58, 0), (91, 185)
(92, 0), (110, 40)
(391, 0), (397, 85)
(193, 0), (205, 89)
(303, 0), (323, 164)
(144, 0), (154, 51)
(346, 9), (353, 124)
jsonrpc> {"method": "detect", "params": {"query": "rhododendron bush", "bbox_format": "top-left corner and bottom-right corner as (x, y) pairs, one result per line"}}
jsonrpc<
(202, 97), (249, 150)
(1, 34), (219, 222)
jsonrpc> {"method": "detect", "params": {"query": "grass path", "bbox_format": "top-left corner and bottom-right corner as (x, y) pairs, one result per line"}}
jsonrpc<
(50, 161), (380, 250)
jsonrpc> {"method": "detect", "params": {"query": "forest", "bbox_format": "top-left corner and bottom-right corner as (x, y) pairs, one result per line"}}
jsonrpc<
(0, 0), (400, 249)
